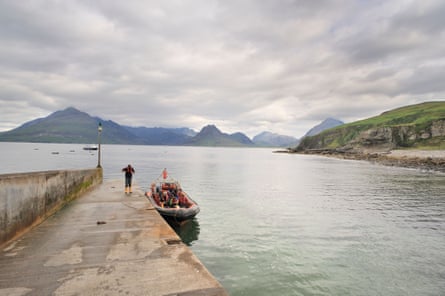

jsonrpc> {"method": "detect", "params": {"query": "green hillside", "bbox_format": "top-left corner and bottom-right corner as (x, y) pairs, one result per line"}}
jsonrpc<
(346, 101), (445, 129)
(296, 101), (445, 151)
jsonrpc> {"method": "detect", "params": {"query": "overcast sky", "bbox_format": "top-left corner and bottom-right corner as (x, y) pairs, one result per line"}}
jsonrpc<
(1, 0), (444, 138)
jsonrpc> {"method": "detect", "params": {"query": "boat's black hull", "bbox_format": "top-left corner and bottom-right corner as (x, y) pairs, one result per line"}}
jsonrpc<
(146, 194), (200, 222)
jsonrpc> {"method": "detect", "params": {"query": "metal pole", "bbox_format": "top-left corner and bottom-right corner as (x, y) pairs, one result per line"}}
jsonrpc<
(97, 122), (102, 168)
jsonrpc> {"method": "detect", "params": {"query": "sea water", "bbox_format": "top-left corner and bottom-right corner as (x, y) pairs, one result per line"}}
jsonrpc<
(1, 142), (444, 295)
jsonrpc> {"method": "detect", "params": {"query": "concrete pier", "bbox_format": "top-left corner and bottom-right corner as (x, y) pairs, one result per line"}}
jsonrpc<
(0, 180), (227, 296)
(0, 169), (102, 245)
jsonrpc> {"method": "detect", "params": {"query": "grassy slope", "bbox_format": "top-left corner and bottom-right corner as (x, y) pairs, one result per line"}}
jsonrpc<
(346, 101), (445, 129)
(298, 101), (445, 150)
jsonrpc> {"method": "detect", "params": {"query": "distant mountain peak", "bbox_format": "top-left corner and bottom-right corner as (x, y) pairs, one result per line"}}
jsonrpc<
(50, 107), (91, 120)
(323, 118), (343, 125)
(304, 118), (344, 137)
(57, 106), (83, 114)
(253, 131), (299, 147)
(230, 132), (254, 145)
(0, 107), (143, 144)
(64, 106), (80, 112)
(199, 124), (222, 135)
(186, 124), (253, 146)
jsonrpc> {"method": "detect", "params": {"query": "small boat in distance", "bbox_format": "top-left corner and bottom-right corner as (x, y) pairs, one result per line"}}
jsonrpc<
(83, 145), (98, 151)
(145, 169), (200, 222)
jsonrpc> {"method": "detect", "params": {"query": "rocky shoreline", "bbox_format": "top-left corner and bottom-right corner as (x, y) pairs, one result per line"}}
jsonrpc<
(289, 149), (445, 173)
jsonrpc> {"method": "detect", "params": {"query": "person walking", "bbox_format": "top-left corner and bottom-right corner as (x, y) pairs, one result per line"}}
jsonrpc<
(122, 164), (135, 194)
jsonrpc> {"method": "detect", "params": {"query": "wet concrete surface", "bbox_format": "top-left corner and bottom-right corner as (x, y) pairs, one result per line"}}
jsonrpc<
(0, 180), (227, 296)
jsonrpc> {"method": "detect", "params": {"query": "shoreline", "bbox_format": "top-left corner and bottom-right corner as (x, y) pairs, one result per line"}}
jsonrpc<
(288, 149), (445, 173)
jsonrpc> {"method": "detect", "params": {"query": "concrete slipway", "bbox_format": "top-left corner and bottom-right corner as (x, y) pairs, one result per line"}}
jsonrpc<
(0, 180), (227, 296)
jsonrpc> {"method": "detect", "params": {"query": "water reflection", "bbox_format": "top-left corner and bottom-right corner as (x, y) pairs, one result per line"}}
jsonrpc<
(165, 217), (200, 246)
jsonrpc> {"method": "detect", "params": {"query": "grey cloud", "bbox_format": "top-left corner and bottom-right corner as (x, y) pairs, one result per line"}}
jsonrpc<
(0, 0), (444, 138)
(336, 1), (445, 64)
(392, 1), (445, 35)
(398, 65), (445, 95)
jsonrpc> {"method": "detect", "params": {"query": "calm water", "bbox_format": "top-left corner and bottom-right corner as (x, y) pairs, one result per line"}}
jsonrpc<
(1, 142), (444, 295)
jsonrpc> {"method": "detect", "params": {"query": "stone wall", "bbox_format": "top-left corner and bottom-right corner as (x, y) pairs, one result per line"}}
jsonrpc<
(0, 168), (102, 245)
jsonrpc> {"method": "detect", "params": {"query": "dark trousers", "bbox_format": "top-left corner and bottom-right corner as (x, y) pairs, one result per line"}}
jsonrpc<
(125, 175), (132, 187)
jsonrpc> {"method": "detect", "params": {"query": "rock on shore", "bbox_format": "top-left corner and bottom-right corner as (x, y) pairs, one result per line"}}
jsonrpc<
(298, 149), (445, 173)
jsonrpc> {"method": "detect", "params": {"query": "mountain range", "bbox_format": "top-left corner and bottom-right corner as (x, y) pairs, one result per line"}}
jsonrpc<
(3, 103), (440, 150)
(1, 107), (337, 147)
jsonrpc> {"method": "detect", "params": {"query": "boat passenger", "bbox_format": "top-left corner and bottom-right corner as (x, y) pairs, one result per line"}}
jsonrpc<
(160, 190), (168, 207)
(166, 191), (179, 208)
(178, 189), (192, 208)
